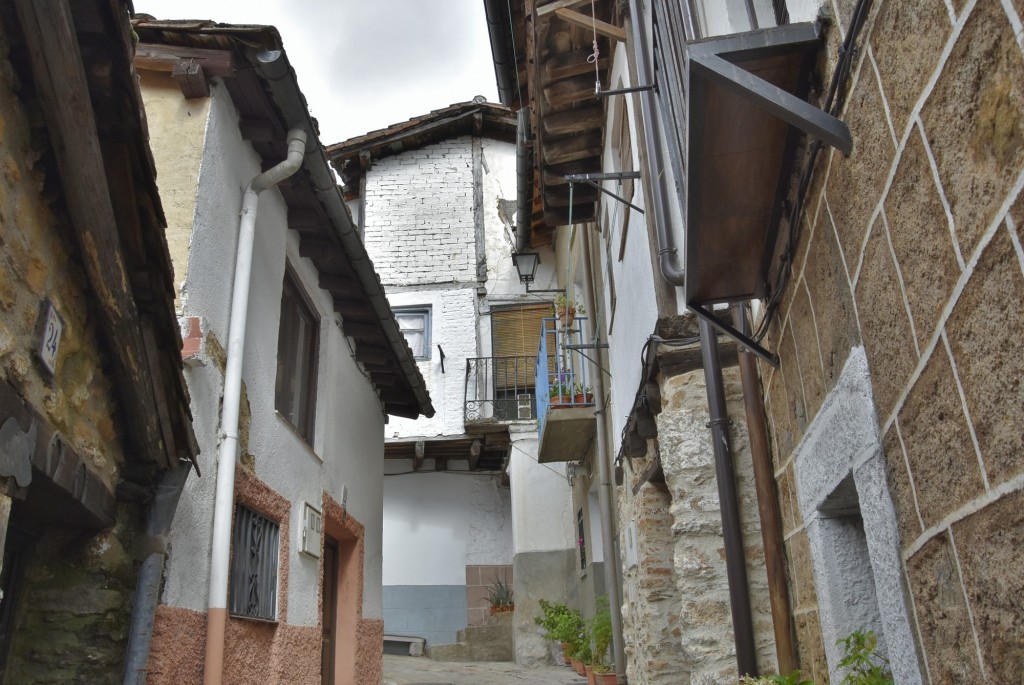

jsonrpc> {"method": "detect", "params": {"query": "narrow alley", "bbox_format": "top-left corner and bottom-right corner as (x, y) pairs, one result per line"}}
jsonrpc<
(0, 0), (1020, 684)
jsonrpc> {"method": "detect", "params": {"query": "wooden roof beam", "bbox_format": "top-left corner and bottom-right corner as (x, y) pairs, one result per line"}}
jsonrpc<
(554, 8), (627, 42)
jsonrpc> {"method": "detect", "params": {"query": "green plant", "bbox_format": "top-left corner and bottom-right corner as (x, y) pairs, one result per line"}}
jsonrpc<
(588, 596), (613, 669)
(534, 599), (584, 647)
(549, 382), (571, 399)
(573, 382), (592, 397)
(554, 292), (586, 315)
(738, 672), (813, 685)
(837, 630), (893, 685)
(485, 575), (514, 609)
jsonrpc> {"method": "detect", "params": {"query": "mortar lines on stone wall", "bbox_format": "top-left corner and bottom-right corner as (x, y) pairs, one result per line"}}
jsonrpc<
(866, 50), (899, 149)
(892, 420), (927, 533)
(915, 118), (966, 269)
(1000, 0), (1024, 48)
(900, 550), (935, 683)
(877, 169), (1024, 437)
(941, 331), (990, 490)
(905, 473), (1024, 567)
(842, 2), (967, 287)
(947, 522), (990, 681)
(1007, 214), (1024, 272)
(879, 211), (922, 357)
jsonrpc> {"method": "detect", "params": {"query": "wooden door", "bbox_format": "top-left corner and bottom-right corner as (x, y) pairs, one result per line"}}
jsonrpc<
(321, 539), (339, 685)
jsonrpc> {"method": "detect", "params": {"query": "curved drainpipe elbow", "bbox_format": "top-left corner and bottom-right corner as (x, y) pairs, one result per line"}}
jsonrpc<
(628, 0), (686, 287)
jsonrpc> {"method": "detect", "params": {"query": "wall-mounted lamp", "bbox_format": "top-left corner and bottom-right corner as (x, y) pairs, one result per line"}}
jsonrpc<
(512, 251), (562, 293)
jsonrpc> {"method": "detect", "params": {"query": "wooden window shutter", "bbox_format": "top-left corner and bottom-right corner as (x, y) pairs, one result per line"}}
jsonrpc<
(491, 304), (552, 387)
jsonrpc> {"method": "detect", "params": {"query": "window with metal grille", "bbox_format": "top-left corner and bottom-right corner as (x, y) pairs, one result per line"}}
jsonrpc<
(394, 307), (431, 359)
(275, 268), (319, 443)
(577, 507), (587, 570)
(229, 504), (280, 621)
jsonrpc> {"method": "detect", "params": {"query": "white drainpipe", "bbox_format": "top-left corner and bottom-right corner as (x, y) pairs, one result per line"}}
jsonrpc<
(203, 128), (308, 685)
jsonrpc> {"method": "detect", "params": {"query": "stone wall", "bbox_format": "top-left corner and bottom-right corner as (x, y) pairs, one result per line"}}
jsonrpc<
(620, 364), (775, 684)
(0, 20), (146, 684)
(761, 1), (1024, 681)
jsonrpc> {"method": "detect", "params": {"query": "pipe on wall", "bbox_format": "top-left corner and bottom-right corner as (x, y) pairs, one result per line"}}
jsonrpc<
(580, 220), (627, 681)
(699, 316), (758, 676)
(515, 108), (533, 253)
(734, 303), (797, 674)
(122, 460), (192, 685)
(203, 128), (308, 685)
(627, 0), (686, 287)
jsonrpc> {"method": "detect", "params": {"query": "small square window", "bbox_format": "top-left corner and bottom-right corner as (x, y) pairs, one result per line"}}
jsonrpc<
(275, 269), (319, 442)
(229, 504), (280, 621)
(394, 307), (431, 360)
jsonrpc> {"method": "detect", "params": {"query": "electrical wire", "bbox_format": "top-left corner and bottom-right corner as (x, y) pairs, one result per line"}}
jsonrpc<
(753, 0), (876, 343)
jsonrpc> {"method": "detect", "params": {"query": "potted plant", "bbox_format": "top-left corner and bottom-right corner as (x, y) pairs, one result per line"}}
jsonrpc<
(573, 382), (594, 405)
(534, 600), (583, 664)
(588, 596), (615, 684)
(485, 575), (514, 614)
(549, 372), (574, 407)
(554, 292), (585, 327)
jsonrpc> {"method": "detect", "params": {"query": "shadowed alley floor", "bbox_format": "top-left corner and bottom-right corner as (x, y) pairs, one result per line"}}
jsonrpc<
(383, 654), (588, 684)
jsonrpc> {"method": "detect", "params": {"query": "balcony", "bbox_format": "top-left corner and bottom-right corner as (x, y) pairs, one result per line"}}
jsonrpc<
(464, 355), (539, 427)
(535, 317), (596, 464)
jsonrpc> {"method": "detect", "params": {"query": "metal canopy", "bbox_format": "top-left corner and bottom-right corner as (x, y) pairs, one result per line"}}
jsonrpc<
(683, 23), (851, 367)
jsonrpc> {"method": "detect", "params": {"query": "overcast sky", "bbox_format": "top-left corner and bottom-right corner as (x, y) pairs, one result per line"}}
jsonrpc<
(135, 1), (500, 145)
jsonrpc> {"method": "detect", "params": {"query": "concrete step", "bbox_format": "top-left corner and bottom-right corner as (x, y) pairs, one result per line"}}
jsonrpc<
(427, 611), (514, 663)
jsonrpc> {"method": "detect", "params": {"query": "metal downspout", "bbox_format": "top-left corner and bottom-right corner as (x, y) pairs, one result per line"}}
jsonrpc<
(580, 222), (626, 681)
(630, 0), (761, 672)
(515, 108), (532, 252)
(203, 128), (308, 685)
(699, 317), (758, 675)
(627, 0), (685, 286)
(734, 303), (797, 674)
(122, 461), (192, 685)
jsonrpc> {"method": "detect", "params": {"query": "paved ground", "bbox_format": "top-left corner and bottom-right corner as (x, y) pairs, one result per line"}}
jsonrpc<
(383, 655), (587, 685)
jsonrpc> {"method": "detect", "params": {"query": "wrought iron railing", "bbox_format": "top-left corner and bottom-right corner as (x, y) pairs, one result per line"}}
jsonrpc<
(464, 355), (539, 423)
(536, 316), (593, 437)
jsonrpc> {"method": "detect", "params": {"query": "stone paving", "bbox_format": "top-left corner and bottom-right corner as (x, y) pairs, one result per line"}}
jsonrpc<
(383, 654), (587, 685)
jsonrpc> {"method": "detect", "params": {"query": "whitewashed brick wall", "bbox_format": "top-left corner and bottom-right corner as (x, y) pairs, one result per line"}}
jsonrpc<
(363, 136), (477, 286)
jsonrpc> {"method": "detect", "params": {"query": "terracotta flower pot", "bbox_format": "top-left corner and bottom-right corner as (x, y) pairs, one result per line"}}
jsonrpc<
(585, 665), (596, 685)
(560, 642), (572, 665)
(593, 672), (617, 684)
(571, 657), (585, 675)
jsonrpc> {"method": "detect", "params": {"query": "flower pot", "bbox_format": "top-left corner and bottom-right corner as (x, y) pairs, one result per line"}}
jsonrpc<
(593, 672), (617, 684)
(585, 665), (596, 685)
(557, 306), (576, 328)
(571, 657), (585, 675)
(550, 395), (573, 408)
(489, 603), (514, 615)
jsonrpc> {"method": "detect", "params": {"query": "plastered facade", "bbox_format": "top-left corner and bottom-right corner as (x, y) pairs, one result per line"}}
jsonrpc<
(140, 73), (389, 682)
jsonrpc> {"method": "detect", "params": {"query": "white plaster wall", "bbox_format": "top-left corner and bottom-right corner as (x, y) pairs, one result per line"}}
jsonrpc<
(381, 464), (512, 585)
(600, 42), (663, 449)
(363, 137), (476, 287)
(156, 80), (387, 625)
(509, 426), (575, 553)
(385, 287), (477, 439)
(794, 347), (923, 685)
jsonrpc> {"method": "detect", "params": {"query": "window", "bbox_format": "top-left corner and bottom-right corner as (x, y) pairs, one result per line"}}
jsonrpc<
(275, 269), (319, 442)
(577, 507), (587, 570)
(394, 307), (431, 359)
(229, 504), (280, 621)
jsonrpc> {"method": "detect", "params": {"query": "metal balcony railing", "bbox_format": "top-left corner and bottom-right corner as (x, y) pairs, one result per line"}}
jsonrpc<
(464, 355), (539, 424)
(536, 317), (593, 437)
